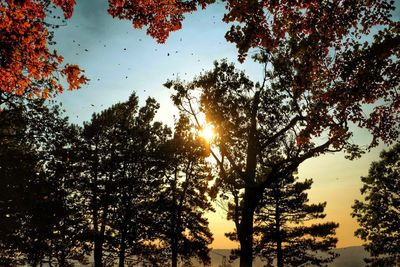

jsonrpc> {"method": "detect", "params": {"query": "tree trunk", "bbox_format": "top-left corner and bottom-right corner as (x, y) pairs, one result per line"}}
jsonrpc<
(59, 250), (66, 267)
(238, 187), (263, 267)
(94, 235), (103, 267)
(92, 143), (102, 267)
(276, 202), (283, 267)
(171, 167), (179, 267)
(239, 219), (253, 267)
(95, 207), (108, 267)
(238, 90), (262, 267)
(118, 227), (127, 267)
(171, 237), (178, 267)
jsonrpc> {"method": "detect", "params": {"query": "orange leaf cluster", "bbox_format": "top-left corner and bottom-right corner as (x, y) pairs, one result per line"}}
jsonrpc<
(0, 0), (86, 99)
(52, 0), (76, 19)
(61, 64), (89, 90)
(108, 0), (214, 43)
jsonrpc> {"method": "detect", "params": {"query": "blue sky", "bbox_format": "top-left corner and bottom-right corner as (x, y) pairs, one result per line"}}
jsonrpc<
(51, 0), (395, 249)
(53, 0), (261, 126)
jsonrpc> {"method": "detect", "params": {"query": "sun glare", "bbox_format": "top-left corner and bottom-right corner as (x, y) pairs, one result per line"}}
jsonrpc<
(200, 124), (214, 142)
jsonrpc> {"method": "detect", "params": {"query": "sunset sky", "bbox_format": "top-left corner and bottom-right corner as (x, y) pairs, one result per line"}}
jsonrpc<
(52, 0), (397, 249)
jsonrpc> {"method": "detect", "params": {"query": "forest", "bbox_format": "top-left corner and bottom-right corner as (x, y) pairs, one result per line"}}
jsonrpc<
(0, 0), (399, 267)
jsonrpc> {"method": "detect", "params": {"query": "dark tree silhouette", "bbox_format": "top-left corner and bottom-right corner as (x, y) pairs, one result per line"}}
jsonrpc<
(155, 115), (214, 267)
(352, 144), (400, 267)
(0, 96), (90, 266)
(36, 122), (90, 267)
(251, 175), (338, 267)
(107, 96), (171, 267)
(0, 97), (38, 266)
(125, 2), (399, 265)
(80, 100), (132, 267)
(167, 52), (398, 266)
(79, 93), (171, 267)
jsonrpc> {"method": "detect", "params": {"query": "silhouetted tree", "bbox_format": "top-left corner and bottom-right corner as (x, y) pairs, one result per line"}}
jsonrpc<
(0, 96), (90, 266)
(352, 144), (400, 267)
(79, 93), (171, 267)
(155, 115), (214, 267)
(250, 174), (338, 267)
(37, 124), (91, 267)
(0, 97), (37, 266)
(167, 52), (398, 266)
(127, 2), (399, 265)
(108, 97), (171, 267)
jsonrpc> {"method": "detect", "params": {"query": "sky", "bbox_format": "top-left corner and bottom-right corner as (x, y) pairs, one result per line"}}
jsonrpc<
(51, 0), (396, 249)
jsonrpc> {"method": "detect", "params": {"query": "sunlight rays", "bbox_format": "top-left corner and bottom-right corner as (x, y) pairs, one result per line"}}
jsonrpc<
(199, 123), (215, 142)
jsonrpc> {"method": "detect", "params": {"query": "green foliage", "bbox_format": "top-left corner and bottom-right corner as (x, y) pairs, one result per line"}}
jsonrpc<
(352, 144), (400, 267)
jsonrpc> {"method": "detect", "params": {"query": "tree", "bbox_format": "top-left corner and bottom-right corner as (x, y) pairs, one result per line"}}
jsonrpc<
(0, 98), (38, 266)
(79, 93), (171, 267)
(35, 120), (91, 267)
(0, 0), (88, 98)
(251, 174), (338, 267)
(107, 96), (171, 267)
(107, 0), (213, 43)
(154, 115), (214, 267)
(352, 144), (400, 267)
(3, 1), (399, 266)
(166, 50), (398, 266)
(124, 2), (398, 265)
(0, 97), (90, 266)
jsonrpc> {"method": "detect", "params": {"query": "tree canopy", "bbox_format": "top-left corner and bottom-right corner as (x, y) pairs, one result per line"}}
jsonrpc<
(1, 1), (399, 267)
(0, 97), (90, 266)
(0, 94), (215, 267)
(0, 0), (86, 98)
(352, 144), (400, 267)
(252, 175), (338, 267)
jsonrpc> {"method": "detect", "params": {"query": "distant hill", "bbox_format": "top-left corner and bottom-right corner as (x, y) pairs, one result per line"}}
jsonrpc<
(328, 246), (369, 267)
(59, 246), (368, 266)
(206, 246), (368, 267)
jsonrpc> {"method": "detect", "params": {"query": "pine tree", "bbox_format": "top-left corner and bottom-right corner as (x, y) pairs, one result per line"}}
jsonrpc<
(0, 96), (90, 266)
(352, 144), (400, 267)
(252, 174), (338, 267)
(0, 97), (37, 266)
(79, 93), (171, 266)
(155, 115), (214, 267)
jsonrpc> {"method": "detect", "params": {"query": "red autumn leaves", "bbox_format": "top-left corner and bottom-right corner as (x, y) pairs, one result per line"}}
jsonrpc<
(1, 0), (213, 98)
(108, 0), (213, 43)
(0, 0), (87, 98)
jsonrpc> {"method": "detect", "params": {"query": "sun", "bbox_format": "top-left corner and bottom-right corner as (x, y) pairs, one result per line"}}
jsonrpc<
(200, 124), (215, 142)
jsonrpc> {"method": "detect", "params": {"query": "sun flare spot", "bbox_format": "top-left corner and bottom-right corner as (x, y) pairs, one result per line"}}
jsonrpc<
(200, 124), (215, 142)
